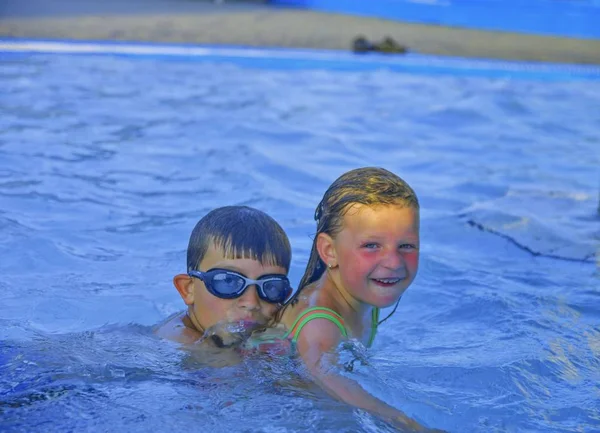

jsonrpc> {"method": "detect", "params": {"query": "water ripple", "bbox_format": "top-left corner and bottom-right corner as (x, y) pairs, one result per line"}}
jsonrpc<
(1, 54), (599, 432)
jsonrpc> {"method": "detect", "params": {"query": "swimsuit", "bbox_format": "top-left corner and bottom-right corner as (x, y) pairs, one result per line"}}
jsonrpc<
(243, 306), (380, 354)
(286, 306), (379, 348)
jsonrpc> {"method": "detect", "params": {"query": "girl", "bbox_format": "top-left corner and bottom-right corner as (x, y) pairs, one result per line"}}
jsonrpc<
(261, 167), (442, 432)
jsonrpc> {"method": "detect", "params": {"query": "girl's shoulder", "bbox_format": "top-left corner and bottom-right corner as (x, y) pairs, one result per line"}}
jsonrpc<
(281, 283), (337, 323)
(242, 294), (345, 356)
(282, 299), (348, 346)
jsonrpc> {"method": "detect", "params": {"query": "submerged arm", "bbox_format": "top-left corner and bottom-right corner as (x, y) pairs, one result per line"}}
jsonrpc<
(296, 319), (444, 432)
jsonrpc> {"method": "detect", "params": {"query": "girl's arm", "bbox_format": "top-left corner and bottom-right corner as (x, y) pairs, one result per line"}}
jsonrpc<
(295, 319), (445, 433)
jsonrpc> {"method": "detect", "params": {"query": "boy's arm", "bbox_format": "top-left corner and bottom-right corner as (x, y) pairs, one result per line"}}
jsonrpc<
(295, 319), (445, 433)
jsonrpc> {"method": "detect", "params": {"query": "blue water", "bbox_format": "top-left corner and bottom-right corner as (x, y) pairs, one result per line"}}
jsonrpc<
(1, 51), (599, 433)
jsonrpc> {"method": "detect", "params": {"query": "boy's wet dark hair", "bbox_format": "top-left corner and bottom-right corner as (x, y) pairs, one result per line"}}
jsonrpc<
(187, 206), (291, 272)
(296, 167), (419, 295)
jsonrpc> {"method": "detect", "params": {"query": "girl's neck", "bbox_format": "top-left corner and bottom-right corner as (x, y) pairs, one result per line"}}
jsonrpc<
(322, 271), (373, 335)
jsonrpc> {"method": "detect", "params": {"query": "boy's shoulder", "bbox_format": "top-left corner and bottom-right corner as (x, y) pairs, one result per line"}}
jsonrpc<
(154, 311), (202, 344)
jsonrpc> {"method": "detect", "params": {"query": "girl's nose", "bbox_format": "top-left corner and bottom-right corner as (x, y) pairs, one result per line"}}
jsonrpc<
(382, 250), (405, 270)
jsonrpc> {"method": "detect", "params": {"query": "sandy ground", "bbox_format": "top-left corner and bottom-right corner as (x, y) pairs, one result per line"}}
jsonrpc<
(1, 0), (600, 64)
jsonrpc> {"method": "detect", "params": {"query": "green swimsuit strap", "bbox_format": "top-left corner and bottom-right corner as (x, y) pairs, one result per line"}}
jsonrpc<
(368, 307), (380, 348)
(286, 307), (347, 344)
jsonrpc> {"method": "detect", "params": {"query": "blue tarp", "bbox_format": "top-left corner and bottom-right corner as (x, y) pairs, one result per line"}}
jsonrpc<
(269, 0), (600, 39)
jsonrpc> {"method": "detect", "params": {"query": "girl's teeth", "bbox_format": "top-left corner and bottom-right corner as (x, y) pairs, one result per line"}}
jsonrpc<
(375, 278), (399, 284)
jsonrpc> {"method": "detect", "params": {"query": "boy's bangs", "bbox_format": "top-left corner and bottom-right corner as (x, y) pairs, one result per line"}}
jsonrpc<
(186, 206), (292, 272)
(212, 233), (290, 271)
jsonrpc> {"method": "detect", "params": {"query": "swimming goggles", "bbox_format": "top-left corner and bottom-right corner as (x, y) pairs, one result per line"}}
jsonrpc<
(188, 268), (292, 304)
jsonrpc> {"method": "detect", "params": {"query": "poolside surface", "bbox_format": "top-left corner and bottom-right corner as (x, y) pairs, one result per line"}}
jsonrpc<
(2, 0), (600, 64)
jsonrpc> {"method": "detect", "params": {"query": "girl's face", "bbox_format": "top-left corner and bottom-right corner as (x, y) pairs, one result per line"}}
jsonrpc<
(332, 203), (420, 308)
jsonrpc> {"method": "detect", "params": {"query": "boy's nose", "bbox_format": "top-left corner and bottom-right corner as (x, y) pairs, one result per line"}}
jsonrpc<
(237, 285), (261, 310)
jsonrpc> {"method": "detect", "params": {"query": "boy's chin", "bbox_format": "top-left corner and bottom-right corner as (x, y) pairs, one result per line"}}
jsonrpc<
(203, 320), (265, 347)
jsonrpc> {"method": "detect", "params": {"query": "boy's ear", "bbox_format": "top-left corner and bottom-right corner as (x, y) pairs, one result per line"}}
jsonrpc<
(173, 274), (195, 305)
(316, 232), (337, 268)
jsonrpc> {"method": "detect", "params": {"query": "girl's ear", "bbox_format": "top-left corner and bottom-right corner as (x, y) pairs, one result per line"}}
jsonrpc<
(173, 274), (195, 305)
(316, 232), (338, 268)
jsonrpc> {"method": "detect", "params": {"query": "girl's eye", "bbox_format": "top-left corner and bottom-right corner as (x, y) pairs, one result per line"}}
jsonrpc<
(399, 244), (417, 251)
(362, 242), (379, 249)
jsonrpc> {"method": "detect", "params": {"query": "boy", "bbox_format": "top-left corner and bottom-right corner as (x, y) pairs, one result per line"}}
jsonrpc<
(155, 205), (292, 349)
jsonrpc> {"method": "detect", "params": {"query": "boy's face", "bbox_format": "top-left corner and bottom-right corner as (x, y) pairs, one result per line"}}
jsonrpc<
(178, 243), (286, 334)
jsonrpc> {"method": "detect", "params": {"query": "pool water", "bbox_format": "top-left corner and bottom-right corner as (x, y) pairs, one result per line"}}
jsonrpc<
(1, 51), (599, 433)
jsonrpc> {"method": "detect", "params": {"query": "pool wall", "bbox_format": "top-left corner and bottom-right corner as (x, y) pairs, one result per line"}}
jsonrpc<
(269, 0), (600, 39)
(2, 39), (600, 81)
